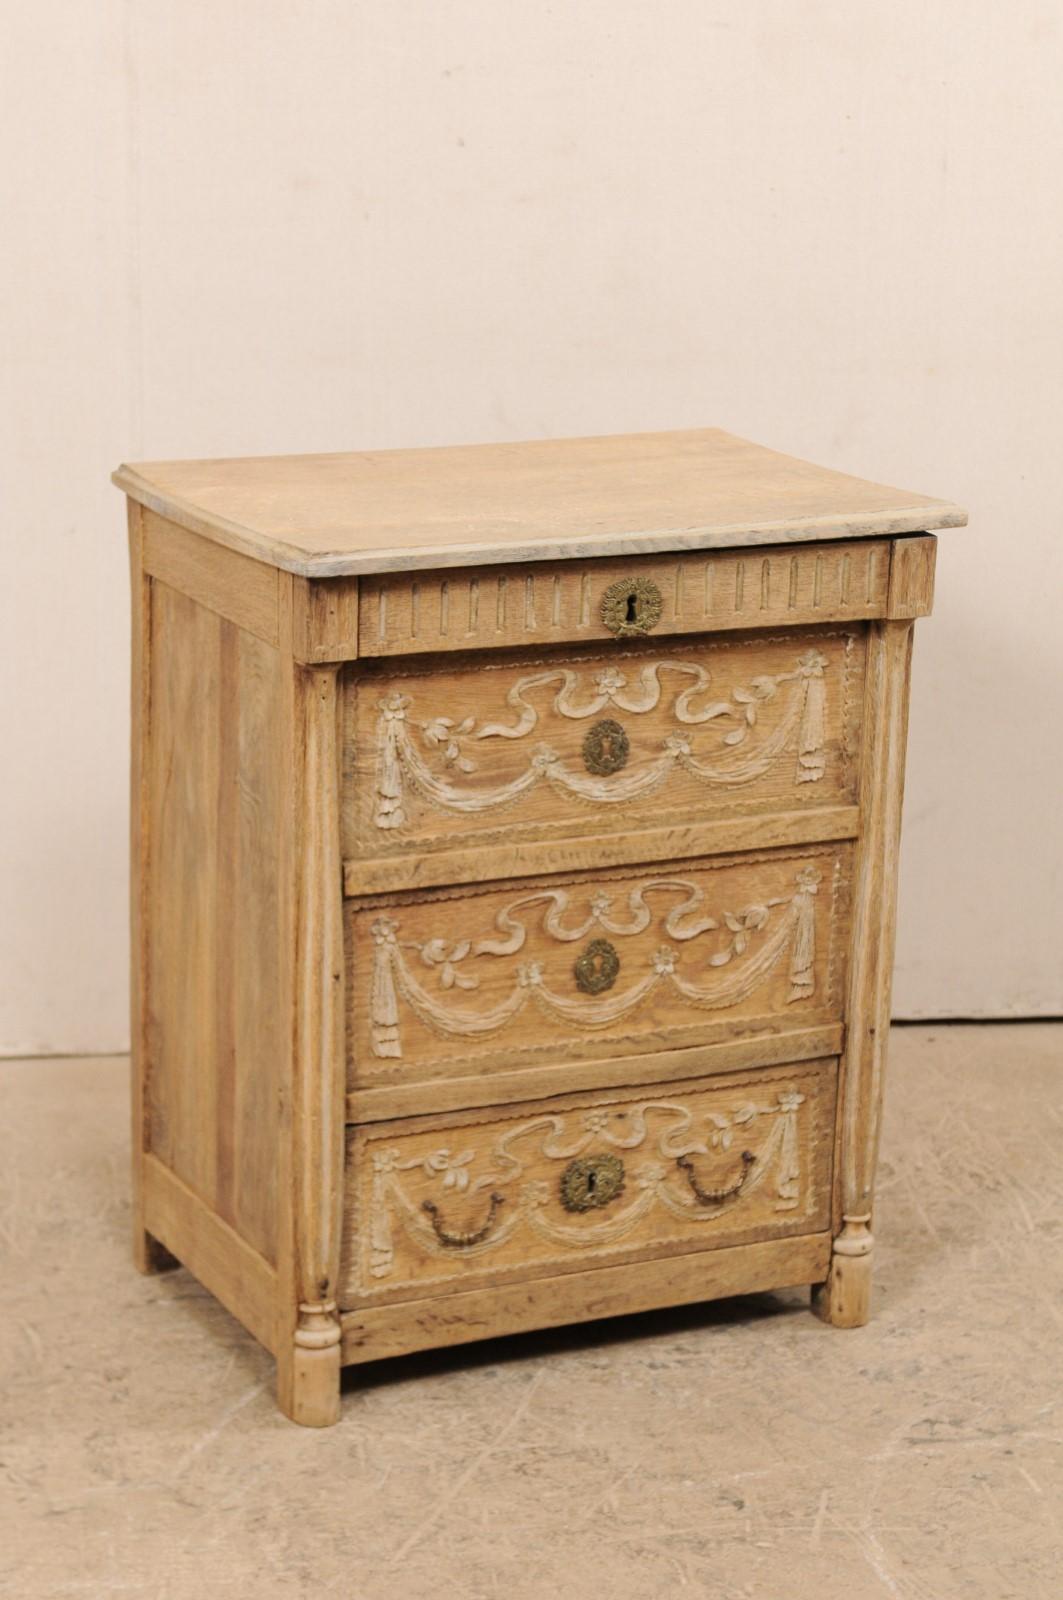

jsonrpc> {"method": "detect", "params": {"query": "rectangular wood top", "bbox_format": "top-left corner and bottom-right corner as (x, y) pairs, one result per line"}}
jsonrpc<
(113, 428), (966, 578)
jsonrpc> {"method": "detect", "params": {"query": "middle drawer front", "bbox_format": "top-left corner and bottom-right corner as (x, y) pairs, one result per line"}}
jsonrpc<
(346, 842), (851, 1089)
(341, 625), (866, 887)
(340, 1058), (838, 1308)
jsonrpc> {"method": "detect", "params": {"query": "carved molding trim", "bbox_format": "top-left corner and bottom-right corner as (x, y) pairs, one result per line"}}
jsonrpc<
(833, 1213), (873, 1258)
(373, 650), (830, 832)
(368, 866), (822, 1059)
(356, 543), (890, 659)
(365, 1089), (809, 1281)
(291, 664), (344, 1355)
(294, 1300), (342, 1350)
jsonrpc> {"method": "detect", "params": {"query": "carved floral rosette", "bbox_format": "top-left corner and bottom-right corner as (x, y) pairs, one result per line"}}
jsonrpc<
(368, 865), (824, 1061)
(373, 649), (830, 831)
(364, 1089), (810, 1281)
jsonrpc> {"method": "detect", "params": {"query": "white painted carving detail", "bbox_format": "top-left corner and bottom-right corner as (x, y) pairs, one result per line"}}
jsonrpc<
(369, 867), (821, 1058)
(374, 652), (828, 829)
(366, 1089), (808, 1278)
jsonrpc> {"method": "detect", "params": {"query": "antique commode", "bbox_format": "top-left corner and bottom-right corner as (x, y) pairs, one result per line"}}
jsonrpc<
(115, 429), (965, 1425)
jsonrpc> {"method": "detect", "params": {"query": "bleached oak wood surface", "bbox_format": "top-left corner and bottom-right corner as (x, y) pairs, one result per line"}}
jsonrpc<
(342, 626), (864, 878)
(114, 428), (966, 577)
(355, 540), (893, 657)
(340, 1060), (837, 1310)
(344, 1023), (846, 1124)
(340, 1233), (832, 1366)
(139, 575), (284, 1265)
(813, 619), (916, 1331)
(276, 659), (347, 1427)
(121, 431), (962, 1422)
(345, 845), (851, 1089)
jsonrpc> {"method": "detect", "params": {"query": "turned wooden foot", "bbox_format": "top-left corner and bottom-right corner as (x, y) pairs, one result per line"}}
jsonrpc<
(812, 1215), (873, 1328)
(277, 1303), (342, 1427)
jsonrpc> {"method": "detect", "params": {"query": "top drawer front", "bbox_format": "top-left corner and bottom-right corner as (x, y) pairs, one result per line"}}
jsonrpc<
(358, 540), (890, 658)
(341, 626), (865, 878)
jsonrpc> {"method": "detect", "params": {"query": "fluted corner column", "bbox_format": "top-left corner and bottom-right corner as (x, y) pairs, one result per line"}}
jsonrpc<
(813, 619), (914, 1329)
(278, 661), (345, 1424)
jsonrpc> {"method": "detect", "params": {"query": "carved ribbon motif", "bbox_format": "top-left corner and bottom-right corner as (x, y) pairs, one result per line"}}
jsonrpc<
(373, 652), (829, 830)
(366, 1088), (808, 1280)
(368, 866), (822, 1060)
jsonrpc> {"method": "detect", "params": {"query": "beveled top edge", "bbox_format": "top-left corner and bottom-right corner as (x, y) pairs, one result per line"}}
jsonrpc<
(113, 428), (967, 577)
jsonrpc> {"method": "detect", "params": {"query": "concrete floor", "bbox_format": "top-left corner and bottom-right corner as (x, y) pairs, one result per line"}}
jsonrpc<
(1, 1024), (1060, 1599)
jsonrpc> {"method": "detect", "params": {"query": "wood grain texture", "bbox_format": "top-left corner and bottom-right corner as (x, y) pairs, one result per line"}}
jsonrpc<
(142, 508), (279, 644)
(340, 1231), (832, 1365)
(276, 655), (346, 1427)
(346, 844), (851, 1090)
(344, 805), (860, 898)
(357, 541), (892, 656)
(340, 1060), (837, 1310)
(887, 534), (937, 619)
(144, 582), (283, 1263)
(345, 1023), (845, 1123)
(273, 575), (301, 1416)
(292, 574), (360, 663)
(142, 1154), (277, 1353)
(341, 627), (865, 874)
(112, 428), (967, 578)
(128, 504), (174, 1274)
(814, 620), (915, 1329)
(122, 434), (956, 1424)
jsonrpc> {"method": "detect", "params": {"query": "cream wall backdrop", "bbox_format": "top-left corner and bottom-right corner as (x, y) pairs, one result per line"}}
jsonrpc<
(2, 3), (1061, 1054)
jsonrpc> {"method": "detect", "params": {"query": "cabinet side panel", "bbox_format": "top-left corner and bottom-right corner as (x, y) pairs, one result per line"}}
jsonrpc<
(147, 580), (282, 1262)
(129, 501), (173, 1270)
(230, 625), (285, 1255)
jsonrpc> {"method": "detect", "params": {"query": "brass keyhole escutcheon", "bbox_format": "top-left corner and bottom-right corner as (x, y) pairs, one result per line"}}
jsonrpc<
(600, 576), (663, 637)
(559, 1152), (626, 1213)
(574, 938), (620, 995)
(582, 718), (630, 776)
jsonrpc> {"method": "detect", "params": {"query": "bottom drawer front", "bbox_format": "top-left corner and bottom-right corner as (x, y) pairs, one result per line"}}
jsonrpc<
(340, 1059), (836, 1308)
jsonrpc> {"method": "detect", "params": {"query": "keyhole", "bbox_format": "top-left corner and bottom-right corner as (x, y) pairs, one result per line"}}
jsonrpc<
(601, 577), (661, 637)
(575, 937), (620, 993)
(587, 1170), (597, 1195)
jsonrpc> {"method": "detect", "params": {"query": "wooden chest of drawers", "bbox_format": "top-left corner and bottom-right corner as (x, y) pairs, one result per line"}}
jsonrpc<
(115, 428), (965, 1425)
